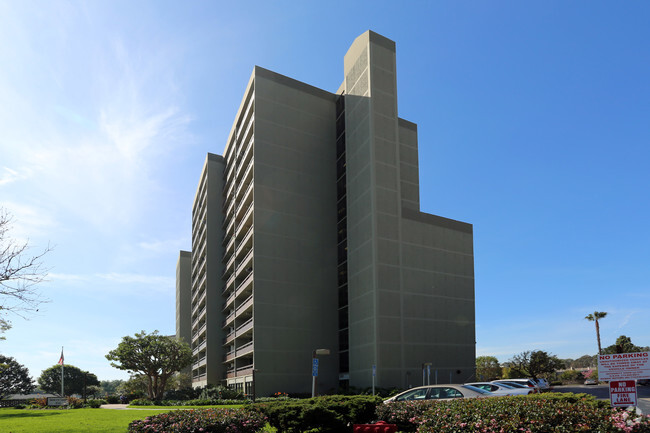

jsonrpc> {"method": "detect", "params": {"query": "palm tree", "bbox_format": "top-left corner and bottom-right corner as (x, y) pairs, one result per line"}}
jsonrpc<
(585, 311), (608, 355)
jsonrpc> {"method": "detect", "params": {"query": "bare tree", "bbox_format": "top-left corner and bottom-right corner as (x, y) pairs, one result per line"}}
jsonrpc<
(585, 311), (608, 355)
(0, 207), (51, 335)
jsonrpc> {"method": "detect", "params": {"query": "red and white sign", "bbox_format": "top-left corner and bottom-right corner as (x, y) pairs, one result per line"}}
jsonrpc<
(609, 380), (637, 407)
(598, 351), (650, 381)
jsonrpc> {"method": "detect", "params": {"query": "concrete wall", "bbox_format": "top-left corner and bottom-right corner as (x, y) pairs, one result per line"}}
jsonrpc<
(343, 31), (475, 389)
(204, 154), (226, 385)
(252, 67), (340, 396)
(176, 250), (192, 343)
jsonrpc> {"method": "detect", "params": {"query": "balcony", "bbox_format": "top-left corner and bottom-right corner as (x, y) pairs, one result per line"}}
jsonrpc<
(235, 364), (254, 377)
(235, 295), (253, 318)
(236, 341), (254, 358)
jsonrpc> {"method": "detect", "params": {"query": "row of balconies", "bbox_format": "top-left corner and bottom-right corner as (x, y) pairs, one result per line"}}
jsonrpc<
(223, 271), (253, 312)
(223, 293), (253, 328)
(224, 317), (253, 345)
(224, 92), (254, 179)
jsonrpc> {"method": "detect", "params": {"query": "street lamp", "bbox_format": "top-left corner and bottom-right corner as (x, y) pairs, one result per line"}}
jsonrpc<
(311, 349), (330, 397)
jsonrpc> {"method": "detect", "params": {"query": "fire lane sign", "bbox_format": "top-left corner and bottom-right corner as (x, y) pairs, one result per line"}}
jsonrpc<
(610, 380), (637, 408)
(598, 351), (650, 381)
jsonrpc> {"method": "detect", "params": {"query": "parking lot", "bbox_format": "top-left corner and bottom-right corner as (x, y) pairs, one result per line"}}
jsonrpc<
(552, 384), (650, 415)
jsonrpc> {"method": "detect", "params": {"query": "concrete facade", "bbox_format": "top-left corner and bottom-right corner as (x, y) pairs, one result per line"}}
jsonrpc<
(176, 250), (192, 376)
(178, 30), (475, 397)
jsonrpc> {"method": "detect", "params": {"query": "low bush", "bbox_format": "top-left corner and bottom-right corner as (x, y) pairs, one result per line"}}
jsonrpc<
(67, 396), (84, 409)
(255, 395), (382, 433)
(129, 397), (248, 406)
(105, 395), (121, 404)
(29, 397), (48, 408)
(376, 394), (650, 433)
(85, 399), (107, 408)
(129, 398), (155, 406)
(127, 407), (267, 433)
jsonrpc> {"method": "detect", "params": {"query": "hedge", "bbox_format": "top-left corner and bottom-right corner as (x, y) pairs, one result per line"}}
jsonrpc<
(253, 394), (382, 433)
(376, 393), (650, 433)
(127, 407), (266, 433)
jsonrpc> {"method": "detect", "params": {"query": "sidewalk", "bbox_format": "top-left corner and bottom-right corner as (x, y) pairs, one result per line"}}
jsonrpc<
(100, 404), (129, 409)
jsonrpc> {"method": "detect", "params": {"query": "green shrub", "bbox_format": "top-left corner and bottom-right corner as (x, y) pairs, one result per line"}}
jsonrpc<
(127, 407), (267, 433)
(560, 369), (584, 383)
(85, 399), (106, 408)
(376, 394), (650, 433)
(198, 384), (246, 400)
(255, 395), (382, 433)
(164, 387), (202, 401)
(105, 395), (121, 404)
(129, 398), (155, 406)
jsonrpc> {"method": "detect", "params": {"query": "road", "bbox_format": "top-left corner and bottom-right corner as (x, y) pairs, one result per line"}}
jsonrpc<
(552, 384), (650, 415)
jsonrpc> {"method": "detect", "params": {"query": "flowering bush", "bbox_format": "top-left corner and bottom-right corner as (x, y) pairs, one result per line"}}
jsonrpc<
(376, 394), (650, 433)
(127, 407), (267, 433)
(610, 409), (650, 433)
(29, 397), (48, 408)
(66, 396), (83, 408)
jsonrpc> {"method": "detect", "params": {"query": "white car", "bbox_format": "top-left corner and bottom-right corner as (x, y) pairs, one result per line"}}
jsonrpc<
(534, 378), (550, 390)
(384, 384), (494, 402)
(465, 381), (533, 396)
(492, 379), (540, 393)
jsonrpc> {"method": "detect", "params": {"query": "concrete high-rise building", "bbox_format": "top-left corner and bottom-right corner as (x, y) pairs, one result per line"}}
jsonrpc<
(177, 30), (475, 397)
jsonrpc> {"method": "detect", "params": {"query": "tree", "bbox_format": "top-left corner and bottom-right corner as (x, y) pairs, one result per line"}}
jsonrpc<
(476, 356), (502, 380)
(37, 364), (99, 396)
(507, 350), (564, 380)
(570, 354), (598, 368)
(99, 379), (124, 395)
(106, 330), (192, 400)
(0, 207), (51, 335)
(602, 335), (650, 355)
(117, 374), (149, 400)
(585, 311), (608, 355)
(85, 385), (102, 399)
(0, 354), (34, 397)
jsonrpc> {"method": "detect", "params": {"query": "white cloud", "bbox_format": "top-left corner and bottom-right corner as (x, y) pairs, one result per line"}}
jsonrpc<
(0, 8), (193, 235)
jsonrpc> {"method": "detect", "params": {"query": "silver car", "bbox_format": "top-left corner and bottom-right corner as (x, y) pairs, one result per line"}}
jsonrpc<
(384, 384), (494, 402)
(465, 381), (533, 396)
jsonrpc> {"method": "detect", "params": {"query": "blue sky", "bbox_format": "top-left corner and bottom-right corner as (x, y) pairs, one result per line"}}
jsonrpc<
(1, 1), (649, 382)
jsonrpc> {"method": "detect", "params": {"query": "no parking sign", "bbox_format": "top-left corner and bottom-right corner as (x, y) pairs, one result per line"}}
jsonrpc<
(609, 380), (637, 408)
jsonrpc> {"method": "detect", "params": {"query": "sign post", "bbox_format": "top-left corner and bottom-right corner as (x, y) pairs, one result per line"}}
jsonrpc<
(610, 380), (637, 408)
(598, 351), (649, 409)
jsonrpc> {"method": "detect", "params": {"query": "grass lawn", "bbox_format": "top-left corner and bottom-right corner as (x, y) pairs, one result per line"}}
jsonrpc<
(0, 407), (248, 433)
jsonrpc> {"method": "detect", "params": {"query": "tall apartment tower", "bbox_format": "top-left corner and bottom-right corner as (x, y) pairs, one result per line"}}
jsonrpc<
(178, 31), (475, 397)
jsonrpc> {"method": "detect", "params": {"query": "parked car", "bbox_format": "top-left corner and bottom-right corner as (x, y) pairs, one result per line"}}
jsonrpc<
(492, 379), (540, 393)
(584, 379), (598, 385)
(384, 384), (494, 402)
(534, 378), (551, 391)
(465, 382), (533, 396)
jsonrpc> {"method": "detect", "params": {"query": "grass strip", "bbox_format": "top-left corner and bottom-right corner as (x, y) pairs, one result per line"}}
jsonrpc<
(1, 408), (181, 433)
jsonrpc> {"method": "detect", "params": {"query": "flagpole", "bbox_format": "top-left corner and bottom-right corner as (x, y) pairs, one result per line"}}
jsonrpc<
(60, 346), (64, 397)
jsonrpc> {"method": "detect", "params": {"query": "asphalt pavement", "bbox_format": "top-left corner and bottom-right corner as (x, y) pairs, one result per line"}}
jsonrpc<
(552, 384), (650, 415)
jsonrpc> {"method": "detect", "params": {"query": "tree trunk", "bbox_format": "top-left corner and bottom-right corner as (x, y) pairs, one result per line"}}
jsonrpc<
(596, 319), (602, 355)
(146, 375), (154, 400)
(157, 375), (168, 401)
